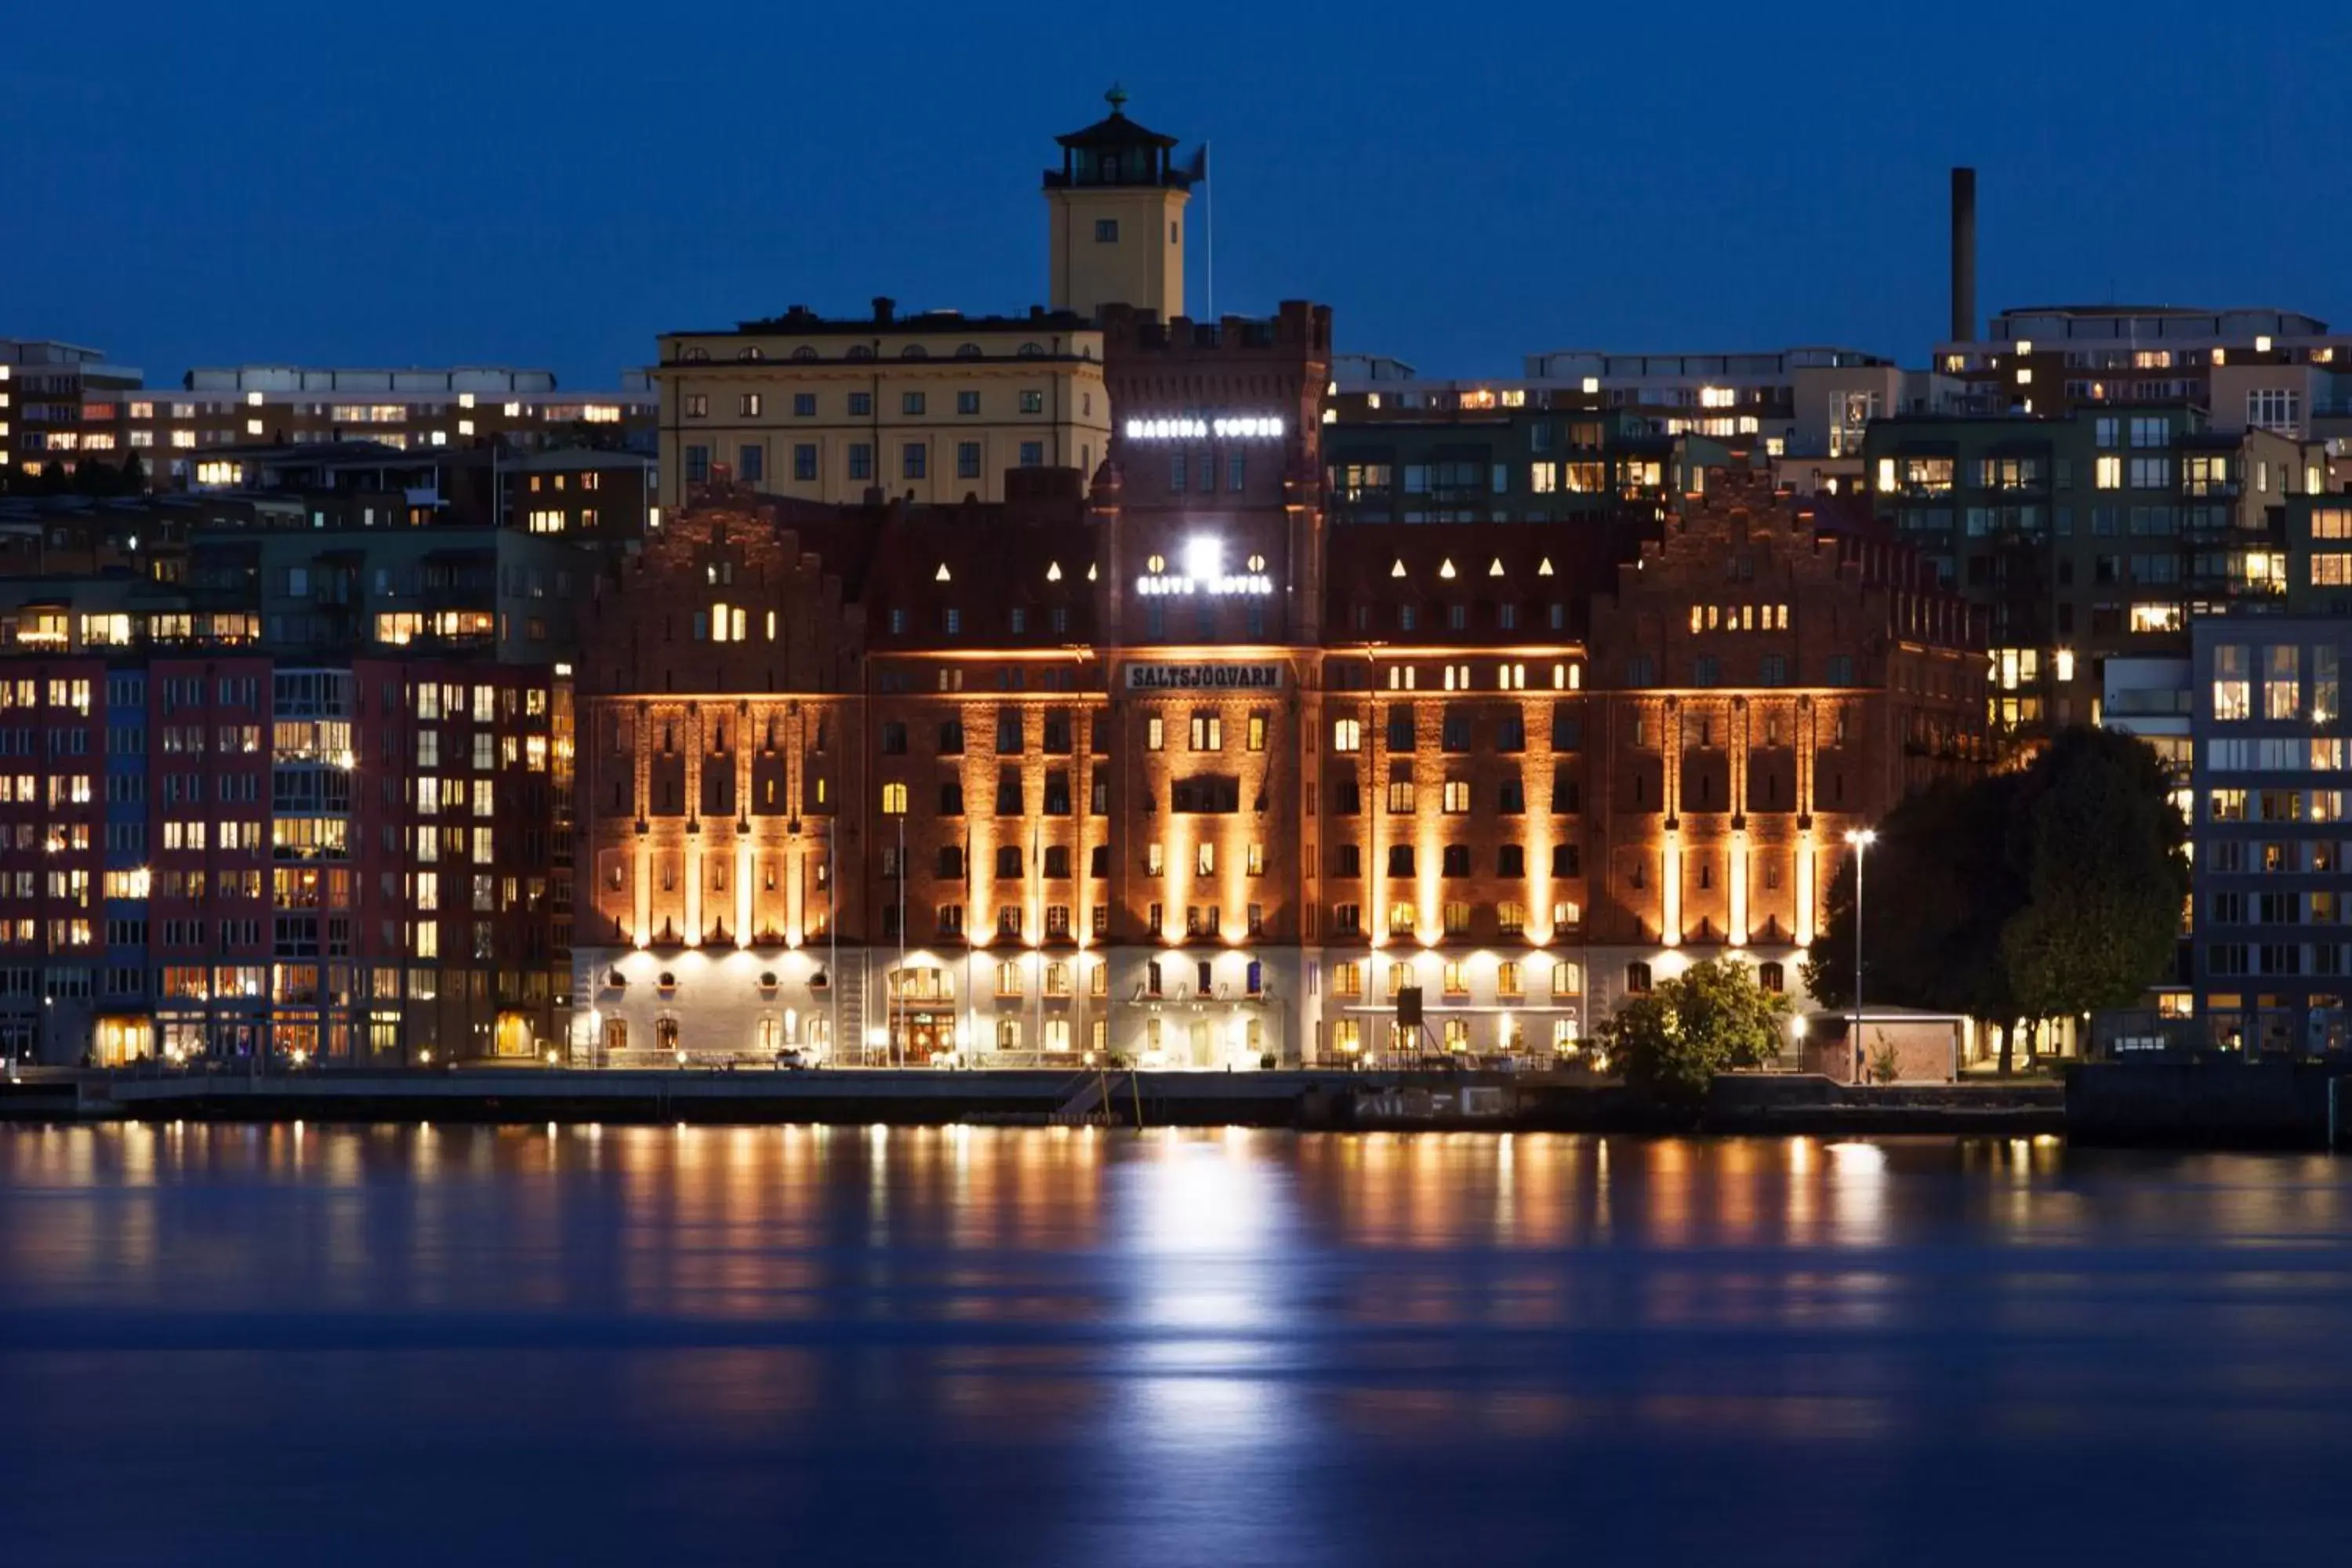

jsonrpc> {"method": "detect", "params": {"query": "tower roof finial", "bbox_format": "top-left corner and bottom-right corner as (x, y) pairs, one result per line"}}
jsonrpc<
(1105, 82), (1129, 115)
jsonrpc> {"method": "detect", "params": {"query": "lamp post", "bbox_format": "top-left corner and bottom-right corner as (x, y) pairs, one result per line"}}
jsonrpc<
(1844, 829), (1877, 1083)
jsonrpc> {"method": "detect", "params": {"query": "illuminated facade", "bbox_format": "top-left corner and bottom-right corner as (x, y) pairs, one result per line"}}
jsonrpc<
(1862, 405), (2327, 739)
(4, 348), (654, 488)
(576, 300), (1334, 1068)
(2190, 616), (2352, 1056)
(576, 328), (1990, 1067)
(0, 524), (583, 1065)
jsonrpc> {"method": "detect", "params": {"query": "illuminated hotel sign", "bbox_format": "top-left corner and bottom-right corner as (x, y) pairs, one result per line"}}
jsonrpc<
(1123, 415), (1286, 441)
(1135, 538), (1275, 597)
(1123, 662), (1284, 692)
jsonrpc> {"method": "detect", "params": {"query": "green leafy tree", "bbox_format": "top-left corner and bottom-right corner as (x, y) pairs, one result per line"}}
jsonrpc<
(1598, 956), (1791, 1106)
(1802, 776), (2024, 1025)
(1803, 726), (2186, 1074)
(1999, 726), (2190, 1062)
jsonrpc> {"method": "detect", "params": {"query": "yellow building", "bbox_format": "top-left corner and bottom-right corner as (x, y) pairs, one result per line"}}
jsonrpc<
(652, 301), (1110, 510)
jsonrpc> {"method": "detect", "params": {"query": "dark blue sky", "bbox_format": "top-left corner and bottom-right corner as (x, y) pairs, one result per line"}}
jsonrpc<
(4, 0), (2343, 389)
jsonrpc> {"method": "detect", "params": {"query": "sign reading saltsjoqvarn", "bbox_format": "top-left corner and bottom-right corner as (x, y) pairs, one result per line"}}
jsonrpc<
(1122, 663), (1284, 692)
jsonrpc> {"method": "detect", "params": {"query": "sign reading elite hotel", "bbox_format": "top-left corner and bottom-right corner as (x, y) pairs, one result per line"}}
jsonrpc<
(1123, 662), (1284, 692)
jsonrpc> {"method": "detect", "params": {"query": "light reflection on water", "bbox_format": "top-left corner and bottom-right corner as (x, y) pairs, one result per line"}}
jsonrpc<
(2, 1127), (2352, 1564)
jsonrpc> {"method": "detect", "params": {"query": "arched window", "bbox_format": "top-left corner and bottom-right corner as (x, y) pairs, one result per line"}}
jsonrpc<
(900, 344), (928, 359)
(1625, 961), (1653, 993)
(680, 347), (708, 363)
(847, 344), (875, 361)
(737, 346), (764, 361)
(955, 343), (982, 359)
(790, 346), (818, 361)
(1018, 342), (1044, 358)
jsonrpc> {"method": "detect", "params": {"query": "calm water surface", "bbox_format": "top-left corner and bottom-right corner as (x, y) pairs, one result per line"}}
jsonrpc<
(0, 1125), (2348, 1566)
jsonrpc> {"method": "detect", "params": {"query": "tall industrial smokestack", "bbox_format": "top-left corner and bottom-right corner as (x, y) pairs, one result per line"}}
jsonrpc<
(1950, 166), (1977, 343)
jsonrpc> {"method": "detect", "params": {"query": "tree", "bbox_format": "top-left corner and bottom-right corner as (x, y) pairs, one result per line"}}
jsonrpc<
(1597, 956), (1791, 1106)
(1802, 725), (2187, 1074)
(1999, 725), (2190, 1062)
(1802, 775), (2024, 1025)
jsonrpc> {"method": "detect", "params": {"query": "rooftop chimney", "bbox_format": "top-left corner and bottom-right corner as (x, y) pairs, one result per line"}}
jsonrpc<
(873, 296), (896, 325)
(1950, 167), (1976, 344)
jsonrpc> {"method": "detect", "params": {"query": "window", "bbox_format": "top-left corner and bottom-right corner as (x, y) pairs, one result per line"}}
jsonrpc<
(848, 444), (873, 481)
(1333, 717), (1361, 752)
(684, 445), (710, 485)
(793, 393), (816, 417)
(739, 393), (762, 417)
(1018, 441), (1044, 467)
(956, 390), (981, 416)
(2212, 644), (2251, 721)
(2249, 388), (2303, 434)
(902, 392), (925, 416)
(902, 443), (927, 481)
(1094, 218), (1120, 242)
(1624, 961), (1653, 993)
(1019, 392), (1045, 415)
(684, 394), (709, 418)
(2266, 645), (2302, 721)
(881, 782), (907, 814)
(738, 445), (764, 483)
(848, 392), (873, 416)
(956, 441), (981, 480)
(793, 444), (817, 481)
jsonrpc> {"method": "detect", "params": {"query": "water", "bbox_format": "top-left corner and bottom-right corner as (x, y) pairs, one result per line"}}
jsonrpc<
(0, 1125), (2347, 1566)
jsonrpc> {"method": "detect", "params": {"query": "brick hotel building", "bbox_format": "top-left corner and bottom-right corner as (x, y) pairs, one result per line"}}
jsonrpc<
(575, 292), (1990, 1066)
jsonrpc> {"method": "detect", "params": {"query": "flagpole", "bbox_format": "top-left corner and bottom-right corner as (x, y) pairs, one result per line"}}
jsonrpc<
(1203, 139), (1213, 322)
(827, 823), (837, 1063)
(896, 812), (906, 1069)
(964, 818), (974, 1065)
(1033, 819), (1042, 1061)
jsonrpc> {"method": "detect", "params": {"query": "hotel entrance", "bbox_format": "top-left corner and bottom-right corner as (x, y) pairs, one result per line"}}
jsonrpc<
(887, 964), (957, 1065)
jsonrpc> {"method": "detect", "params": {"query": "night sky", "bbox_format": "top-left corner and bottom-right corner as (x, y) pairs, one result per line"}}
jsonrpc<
(3, 0), (2344, 388)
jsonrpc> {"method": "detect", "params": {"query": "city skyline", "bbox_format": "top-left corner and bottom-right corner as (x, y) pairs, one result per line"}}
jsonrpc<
(5, 0), (2348, 384)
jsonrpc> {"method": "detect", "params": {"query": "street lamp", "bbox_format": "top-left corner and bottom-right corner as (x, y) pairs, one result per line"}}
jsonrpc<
(1844, 829), (1878, 1083)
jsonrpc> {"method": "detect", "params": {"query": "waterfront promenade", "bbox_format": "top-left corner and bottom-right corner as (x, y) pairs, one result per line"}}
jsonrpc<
(0, 1065), (2063, 1136)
